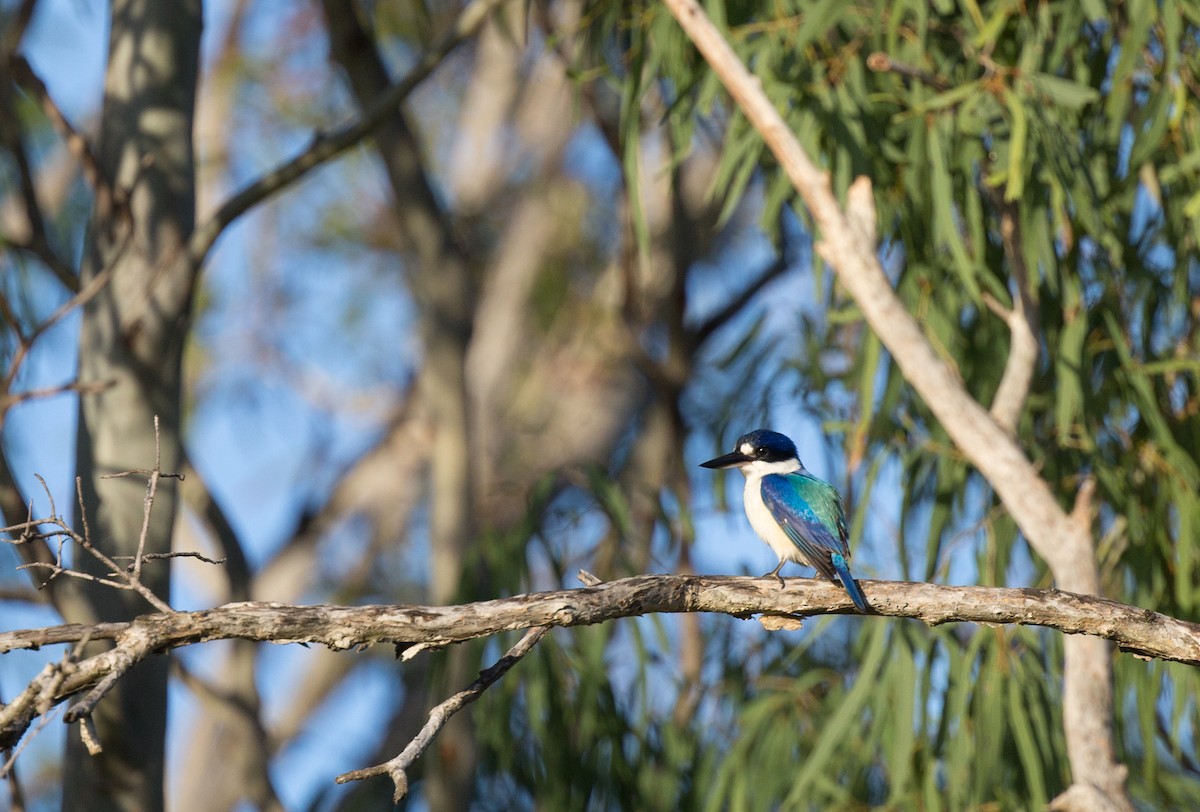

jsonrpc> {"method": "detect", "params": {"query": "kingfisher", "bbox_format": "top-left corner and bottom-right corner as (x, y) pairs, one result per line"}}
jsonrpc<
(701, 429), (869, 612)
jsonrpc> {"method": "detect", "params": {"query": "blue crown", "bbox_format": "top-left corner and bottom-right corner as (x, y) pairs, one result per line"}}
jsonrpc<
(736, 429), (798, 462)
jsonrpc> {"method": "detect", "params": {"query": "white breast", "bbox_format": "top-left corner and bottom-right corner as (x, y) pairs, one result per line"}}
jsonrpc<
(742, 475), (803, 565)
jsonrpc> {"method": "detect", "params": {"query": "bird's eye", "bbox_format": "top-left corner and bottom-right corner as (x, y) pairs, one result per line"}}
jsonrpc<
(756, 447), (766, 455)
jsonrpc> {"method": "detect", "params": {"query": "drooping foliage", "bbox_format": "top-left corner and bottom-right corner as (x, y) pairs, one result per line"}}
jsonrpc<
(471, 1), (1200, 808)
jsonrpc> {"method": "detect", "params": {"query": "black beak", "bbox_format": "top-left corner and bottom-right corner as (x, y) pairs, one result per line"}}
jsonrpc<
(700, 450), (752, 469)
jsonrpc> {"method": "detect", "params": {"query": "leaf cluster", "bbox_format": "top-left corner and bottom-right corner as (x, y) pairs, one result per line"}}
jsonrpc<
(485, 0), (1200, 808)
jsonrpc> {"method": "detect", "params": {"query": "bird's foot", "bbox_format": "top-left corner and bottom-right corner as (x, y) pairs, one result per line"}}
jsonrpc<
(760, 568), (786, 589)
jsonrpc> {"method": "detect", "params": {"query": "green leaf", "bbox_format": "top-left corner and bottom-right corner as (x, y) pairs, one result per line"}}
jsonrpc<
(1002, 87), (1028, 201)
(974, 0), (1019, 47)
(791, 0), (847, 51)
(884, 630), (918, 802)
(1008, 673), (1049, 806)
(915, 80), (984, 113)
(1029, 74), (1101, 109)
(786, 623), (890, 802)
(927, 123), (981, 298)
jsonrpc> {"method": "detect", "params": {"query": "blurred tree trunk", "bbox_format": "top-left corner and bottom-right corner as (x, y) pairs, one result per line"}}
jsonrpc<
(323, 4), (478, 809)
(62, 1), (201, 810)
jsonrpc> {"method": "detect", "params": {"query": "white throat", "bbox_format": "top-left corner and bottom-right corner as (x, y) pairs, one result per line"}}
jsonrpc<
(739, 457), (803, 480)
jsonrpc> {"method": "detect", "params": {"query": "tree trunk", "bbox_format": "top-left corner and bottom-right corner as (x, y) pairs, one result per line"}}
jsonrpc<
(63, 1), (201, 810)
(322, 5), (478, 809)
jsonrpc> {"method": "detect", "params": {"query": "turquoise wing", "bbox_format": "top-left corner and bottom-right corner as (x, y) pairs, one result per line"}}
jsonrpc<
(800, 475), (850, 555)
(760, 473), (851, 579)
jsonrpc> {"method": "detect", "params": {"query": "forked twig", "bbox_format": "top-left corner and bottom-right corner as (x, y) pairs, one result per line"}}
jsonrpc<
(336, 625), (551, 801)
(0, 266), (116, 431)
(345, 572), (603, 794)
(3, 422), (205, 616)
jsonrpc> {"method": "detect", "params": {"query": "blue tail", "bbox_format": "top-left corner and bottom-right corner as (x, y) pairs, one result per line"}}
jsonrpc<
(830, 553), (869, 613)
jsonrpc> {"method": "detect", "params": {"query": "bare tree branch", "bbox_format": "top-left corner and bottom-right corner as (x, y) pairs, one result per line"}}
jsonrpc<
(984, 196), (1039, 435)
(2, 577), (1193, 662)
(0, 574), (1195, 709)
(185, 0), (512, 272)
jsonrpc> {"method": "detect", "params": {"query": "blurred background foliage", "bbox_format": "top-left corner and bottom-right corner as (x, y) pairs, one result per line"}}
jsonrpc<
(1, 0), (1198, 809)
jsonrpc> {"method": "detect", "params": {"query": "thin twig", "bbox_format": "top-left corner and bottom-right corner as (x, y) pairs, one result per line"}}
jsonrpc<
(0, 379), (116, 418)
(119, 551), (226, 566)
(336, 625), (551, 801)
(70, 477), (174, 613)
(1, 752), (26, 812)
(71, 474), (89, 553)
(865, 52), (951, 91)
(17, 561), (161, 595)
(78, 717), (102, 756)
(0, 701), (61, 781)
(0, 266), (116, 401)
(64, 669), (124, 724)
(32, 474), (55, 522)
(4, 489), (214, 595)
(131, 416), (162, 584)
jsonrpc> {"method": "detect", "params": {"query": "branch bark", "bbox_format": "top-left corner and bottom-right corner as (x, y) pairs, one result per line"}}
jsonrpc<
(656, 1), (1130, 807)
(1, 575), (1196, 723)
(2, 575), (1194, 799)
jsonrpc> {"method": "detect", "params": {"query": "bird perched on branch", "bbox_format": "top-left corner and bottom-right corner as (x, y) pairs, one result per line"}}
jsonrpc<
(701, 429), (869, 613)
